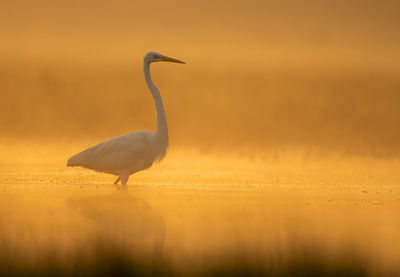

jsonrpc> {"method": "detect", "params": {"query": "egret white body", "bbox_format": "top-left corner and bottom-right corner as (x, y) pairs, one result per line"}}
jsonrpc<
(67, 51), (185, 186)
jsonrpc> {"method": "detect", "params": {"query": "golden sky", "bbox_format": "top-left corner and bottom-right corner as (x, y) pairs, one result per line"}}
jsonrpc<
(1, 0), (399, 155)
(1, 0), (399, 64)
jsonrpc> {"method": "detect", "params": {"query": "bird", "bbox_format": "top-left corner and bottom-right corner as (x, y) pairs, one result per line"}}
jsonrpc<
(67, 51), (185, 187)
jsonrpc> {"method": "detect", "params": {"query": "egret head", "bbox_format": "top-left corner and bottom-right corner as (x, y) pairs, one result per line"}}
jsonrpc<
(144, 51), (185, 64)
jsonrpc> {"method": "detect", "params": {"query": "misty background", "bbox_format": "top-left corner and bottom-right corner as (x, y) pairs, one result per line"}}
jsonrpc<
(1, 0), (399, 156)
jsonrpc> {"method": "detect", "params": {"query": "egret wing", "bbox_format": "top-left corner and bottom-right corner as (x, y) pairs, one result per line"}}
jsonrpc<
(67, 131), (154, 173)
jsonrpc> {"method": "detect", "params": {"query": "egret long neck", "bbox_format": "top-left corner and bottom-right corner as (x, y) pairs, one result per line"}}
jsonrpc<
(144, 62), (169, 153)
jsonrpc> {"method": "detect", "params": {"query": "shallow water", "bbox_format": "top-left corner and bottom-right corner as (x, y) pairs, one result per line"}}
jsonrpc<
(0, 143), (399, 275)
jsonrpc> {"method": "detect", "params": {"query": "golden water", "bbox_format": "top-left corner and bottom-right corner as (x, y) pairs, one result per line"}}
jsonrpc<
(1, 142), (399, 274)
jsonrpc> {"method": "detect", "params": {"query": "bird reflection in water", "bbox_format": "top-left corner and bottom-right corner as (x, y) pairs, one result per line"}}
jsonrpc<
(68, 193), (166, 263)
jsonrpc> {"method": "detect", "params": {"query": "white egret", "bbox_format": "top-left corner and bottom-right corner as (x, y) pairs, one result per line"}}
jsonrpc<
(67, 51), (185, 186)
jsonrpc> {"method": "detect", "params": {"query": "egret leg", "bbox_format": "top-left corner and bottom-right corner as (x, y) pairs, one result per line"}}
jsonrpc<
(113, 176), (121, 185)
(120, 174), (129, 186)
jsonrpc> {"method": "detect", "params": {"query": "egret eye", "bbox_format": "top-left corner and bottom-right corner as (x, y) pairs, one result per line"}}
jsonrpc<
(153, 55), (158, 59)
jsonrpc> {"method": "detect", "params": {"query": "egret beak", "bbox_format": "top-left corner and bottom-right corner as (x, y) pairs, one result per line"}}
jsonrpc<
(160, 55), (185, 64)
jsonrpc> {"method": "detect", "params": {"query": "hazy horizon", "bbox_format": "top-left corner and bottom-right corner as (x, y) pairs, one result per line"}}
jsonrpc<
(1, 0), (400, 156)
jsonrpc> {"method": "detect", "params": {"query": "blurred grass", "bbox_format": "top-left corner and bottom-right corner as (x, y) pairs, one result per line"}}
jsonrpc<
(0, 235), (373, 277)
